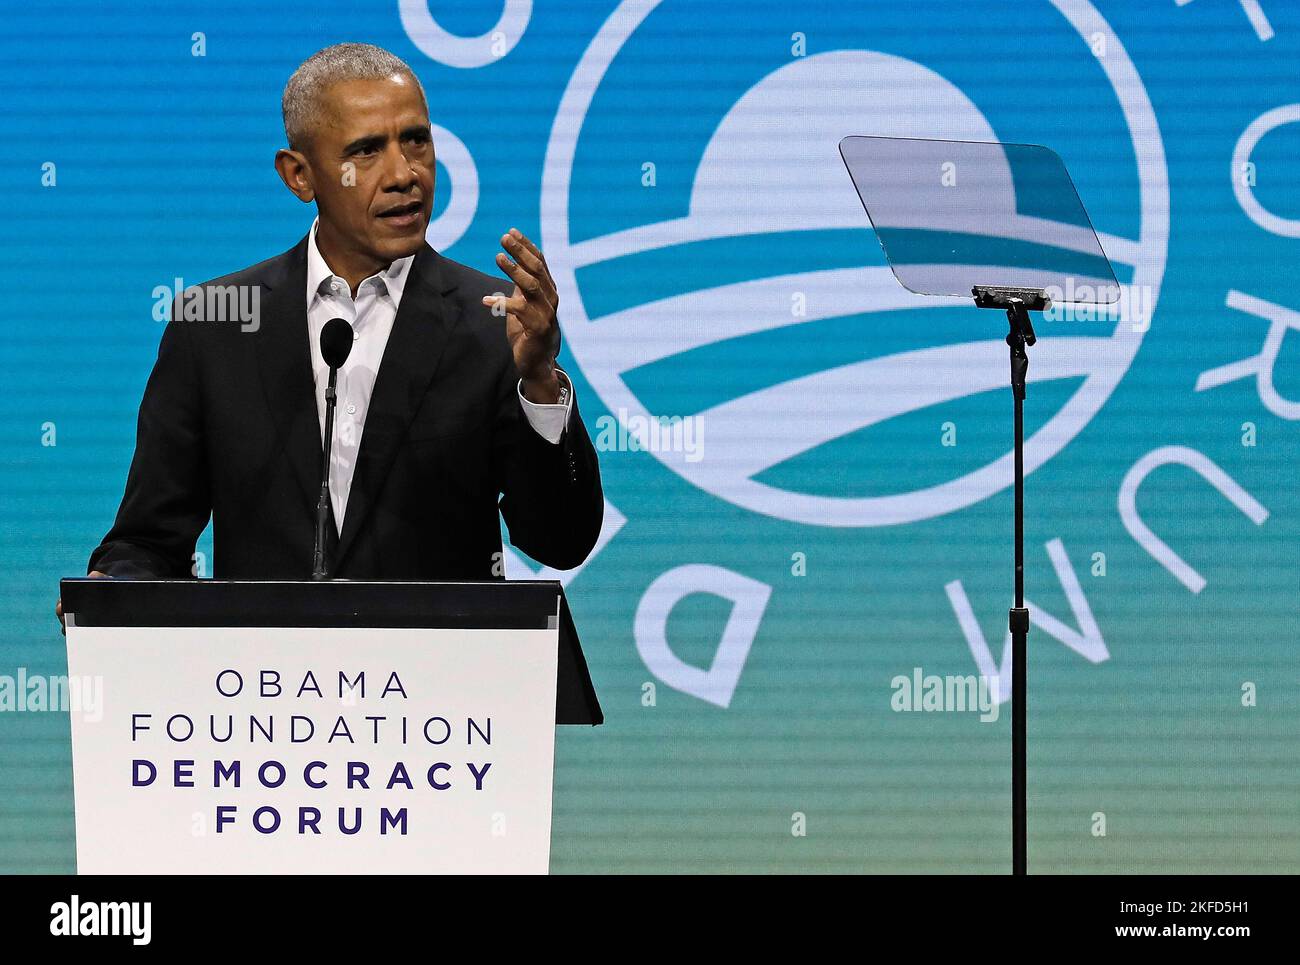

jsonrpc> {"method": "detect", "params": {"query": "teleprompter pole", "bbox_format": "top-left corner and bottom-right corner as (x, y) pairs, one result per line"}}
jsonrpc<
(973, 285), (1042, 876)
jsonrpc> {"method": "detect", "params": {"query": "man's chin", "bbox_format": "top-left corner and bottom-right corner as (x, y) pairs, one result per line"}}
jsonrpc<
(372, 223), (427, 261)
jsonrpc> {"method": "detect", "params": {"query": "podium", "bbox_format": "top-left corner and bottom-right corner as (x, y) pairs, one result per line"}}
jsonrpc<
(59, 578), (602, 875)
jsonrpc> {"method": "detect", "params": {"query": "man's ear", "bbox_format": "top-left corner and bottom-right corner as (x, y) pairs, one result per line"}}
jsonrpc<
(275, 148), (315, 203)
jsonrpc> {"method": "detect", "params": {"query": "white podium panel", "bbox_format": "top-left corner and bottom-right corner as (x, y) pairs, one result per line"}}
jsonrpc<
(65, 624), (560, 874)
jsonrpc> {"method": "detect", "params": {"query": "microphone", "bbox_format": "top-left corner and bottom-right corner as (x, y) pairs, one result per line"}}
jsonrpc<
(312, 317), (354, 580)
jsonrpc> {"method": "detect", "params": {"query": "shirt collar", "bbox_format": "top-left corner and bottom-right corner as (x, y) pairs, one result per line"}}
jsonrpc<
(306, 217), (417, 311)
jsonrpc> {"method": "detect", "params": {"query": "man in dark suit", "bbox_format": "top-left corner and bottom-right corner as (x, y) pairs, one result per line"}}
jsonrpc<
(56, 43), (602, 624)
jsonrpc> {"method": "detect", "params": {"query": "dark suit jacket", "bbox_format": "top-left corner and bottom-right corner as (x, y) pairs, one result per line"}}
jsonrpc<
(89, 234), (604, 580)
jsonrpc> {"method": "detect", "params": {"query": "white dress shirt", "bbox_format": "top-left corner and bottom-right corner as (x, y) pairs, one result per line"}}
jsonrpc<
(305, 220), (573, 530)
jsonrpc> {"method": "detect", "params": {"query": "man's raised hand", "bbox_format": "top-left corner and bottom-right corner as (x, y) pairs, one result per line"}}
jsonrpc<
(482, 228), (562, 404)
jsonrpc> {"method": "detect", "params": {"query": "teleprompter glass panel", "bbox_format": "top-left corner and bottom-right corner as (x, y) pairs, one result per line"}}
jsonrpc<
(839, 135), (1119, 303)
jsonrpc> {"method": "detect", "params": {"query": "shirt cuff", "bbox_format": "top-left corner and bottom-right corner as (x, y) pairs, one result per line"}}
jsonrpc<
(517, 368), (573, 445)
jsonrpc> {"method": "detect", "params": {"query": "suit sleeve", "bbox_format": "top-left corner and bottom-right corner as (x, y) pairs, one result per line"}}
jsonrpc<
(88, 312), (212, 578)
(493, 363), (604, 571)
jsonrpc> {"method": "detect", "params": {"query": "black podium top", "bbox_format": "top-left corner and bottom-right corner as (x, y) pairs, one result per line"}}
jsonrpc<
(61, 578), (602, 726)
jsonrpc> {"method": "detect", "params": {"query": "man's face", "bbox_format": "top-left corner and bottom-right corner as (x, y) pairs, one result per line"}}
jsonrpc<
(302, 74), (435, 268)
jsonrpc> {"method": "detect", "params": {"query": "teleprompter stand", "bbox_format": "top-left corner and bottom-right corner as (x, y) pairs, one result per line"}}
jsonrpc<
(973, 284), (1049, 877)
(839, 134), (1122, 875)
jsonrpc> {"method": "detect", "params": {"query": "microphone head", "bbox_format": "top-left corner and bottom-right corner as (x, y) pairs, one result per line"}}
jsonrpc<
(320, 317), (354, 369)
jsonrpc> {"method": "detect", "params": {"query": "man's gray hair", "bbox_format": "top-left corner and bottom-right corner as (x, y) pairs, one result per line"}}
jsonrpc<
(282, 43), (426, 151)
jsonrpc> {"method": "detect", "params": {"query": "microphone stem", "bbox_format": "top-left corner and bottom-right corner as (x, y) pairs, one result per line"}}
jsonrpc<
(311, 367), (340, 580)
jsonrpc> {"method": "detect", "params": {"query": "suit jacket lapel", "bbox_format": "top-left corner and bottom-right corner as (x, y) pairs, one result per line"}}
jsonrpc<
(254, 234), (322, 525)
(334, 243), (458, 569)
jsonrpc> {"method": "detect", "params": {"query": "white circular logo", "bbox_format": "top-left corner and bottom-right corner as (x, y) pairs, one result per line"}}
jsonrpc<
(399, 0), (532, 69)
(425, 123), (479, 252)
(542, 0), (1169, 527)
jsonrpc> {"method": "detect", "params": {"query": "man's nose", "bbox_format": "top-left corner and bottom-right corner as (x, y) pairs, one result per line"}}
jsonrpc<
(380, 142), (418, 191)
